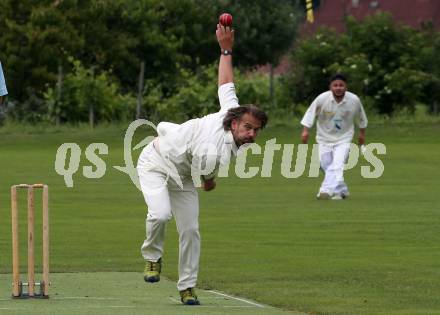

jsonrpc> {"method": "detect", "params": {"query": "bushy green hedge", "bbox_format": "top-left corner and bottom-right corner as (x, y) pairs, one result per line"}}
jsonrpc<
(282, 12), (440, 115)
(0, 0), (300, 123)
(43, 58), (136, 125)
(141, 63), (283, 123)
(39, 59), (288, 125)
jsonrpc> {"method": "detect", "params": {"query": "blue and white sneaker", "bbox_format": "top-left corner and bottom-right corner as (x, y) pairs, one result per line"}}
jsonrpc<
(331, 194), (343, 200)
(332, 192), (349, 200)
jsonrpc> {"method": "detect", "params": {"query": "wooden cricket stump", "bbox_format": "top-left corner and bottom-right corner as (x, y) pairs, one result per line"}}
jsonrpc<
(11, 184), (50, 299)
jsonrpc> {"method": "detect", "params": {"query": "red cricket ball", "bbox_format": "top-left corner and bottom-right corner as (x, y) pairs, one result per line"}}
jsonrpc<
(219, 13), (233, 27)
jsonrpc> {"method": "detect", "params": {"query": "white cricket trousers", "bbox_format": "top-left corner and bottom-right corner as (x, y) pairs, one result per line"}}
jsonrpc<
(137, 143), (200, 291)
(318, 142), (351, 196)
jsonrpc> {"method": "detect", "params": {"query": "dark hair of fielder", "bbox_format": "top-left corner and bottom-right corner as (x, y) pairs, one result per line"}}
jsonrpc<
(222, 105), (268, 131)
(330, 73), (347, 83)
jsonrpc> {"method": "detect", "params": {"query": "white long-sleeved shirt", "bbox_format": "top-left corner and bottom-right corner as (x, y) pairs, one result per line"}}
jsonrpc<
(139, 83), (239, 181)
(301, 91), (368, 144)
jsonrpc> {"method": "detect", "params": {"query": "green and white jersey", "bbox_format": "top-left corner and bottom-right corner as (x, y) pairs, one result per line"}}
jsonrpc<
(301, 91), (368, 145)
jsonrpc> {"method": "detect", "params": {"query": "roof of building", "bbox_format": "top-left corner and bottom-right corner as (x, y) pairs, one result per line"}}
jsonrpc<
(263, 0), (440, 75)
(304, 0), (440, 33)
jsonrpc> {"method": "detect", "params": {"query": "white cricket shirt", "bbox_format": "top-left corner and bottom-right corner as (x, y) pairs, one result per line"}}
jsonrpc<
(143, 83), (239, 180)
(301, 91), (368, 144)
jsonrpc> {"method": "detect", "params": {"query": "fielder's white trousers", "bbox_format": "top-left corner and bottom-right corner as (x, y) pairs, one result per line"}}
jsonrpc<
(319, 142), (351, 196)
(137, 143), (200, 291)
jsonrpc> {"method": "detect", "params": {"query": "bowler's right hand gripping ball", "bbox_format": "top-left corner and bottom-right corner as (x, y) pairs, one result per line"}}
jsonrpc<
(219, 13), (233, 27)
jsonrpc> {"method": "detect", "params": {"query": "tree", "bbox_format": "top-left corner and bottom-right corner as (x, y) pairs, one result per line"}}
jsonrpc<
(284, 12), (435, 115)
(44, 58), (135, 125)
(283, 29), (344, 108)
(221, 0), (301, 67)
(0, 0), (303, 122)
(0, 0), (81, 104)
(417, 24), (440, 114)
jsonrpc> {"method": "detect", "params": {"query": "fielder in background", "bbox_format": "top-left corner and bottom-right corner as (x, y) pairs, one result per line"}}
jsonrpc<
(301, 73), (368, 200)
(136, 23), (268, 305)
(0, 61), (8, 104)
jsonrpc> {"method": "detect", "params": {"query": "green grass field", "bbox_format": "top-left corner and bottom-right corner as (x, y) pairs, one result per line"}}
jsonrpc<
(0, 273), (300, 314)
(0, 121), (439, 314)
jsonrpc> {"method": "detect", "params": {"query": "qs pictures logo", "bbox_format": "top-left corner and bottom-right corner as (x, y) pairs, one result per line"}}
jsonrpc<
(54, 120), (387, 189)
(54, 120), (157, 190)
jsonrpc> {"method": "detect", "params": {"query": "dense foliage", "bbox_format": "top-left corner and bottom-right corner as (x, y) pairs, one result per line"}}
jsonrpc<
(1, 4), (439, 124)
(284, 13), (440, 115)
(0, 0), (300, 123)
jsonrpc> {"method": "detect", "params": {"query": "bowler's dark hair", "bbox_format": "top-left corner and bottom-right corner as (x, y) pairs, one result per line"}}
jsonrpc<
(330, 73), (347, 83)
(222, 105), (268, 131)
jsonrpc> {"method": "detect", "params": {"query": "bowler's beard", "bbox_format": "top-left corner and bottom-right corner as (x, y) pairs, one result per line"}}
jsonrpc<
(235, 137), (255, 147)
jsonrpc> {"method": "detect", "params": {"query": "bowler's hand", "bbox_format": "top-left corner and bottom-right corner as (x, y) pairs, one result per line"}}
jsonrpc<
(301, 129), (309, 144)
(358, 128), (366, 146)
(203, 178), (216, 192)
(216, 24), (234, 51)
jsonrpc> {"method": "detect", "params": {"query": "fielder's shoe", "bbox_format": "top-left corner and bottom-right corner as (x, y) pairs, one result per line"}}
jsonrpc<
(317, 192), (331, 200)
(341, 191), (350, 199)
(332, 191), (350, 200)
(179, 288), (200, 305)
(143, 258), (162, 283)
